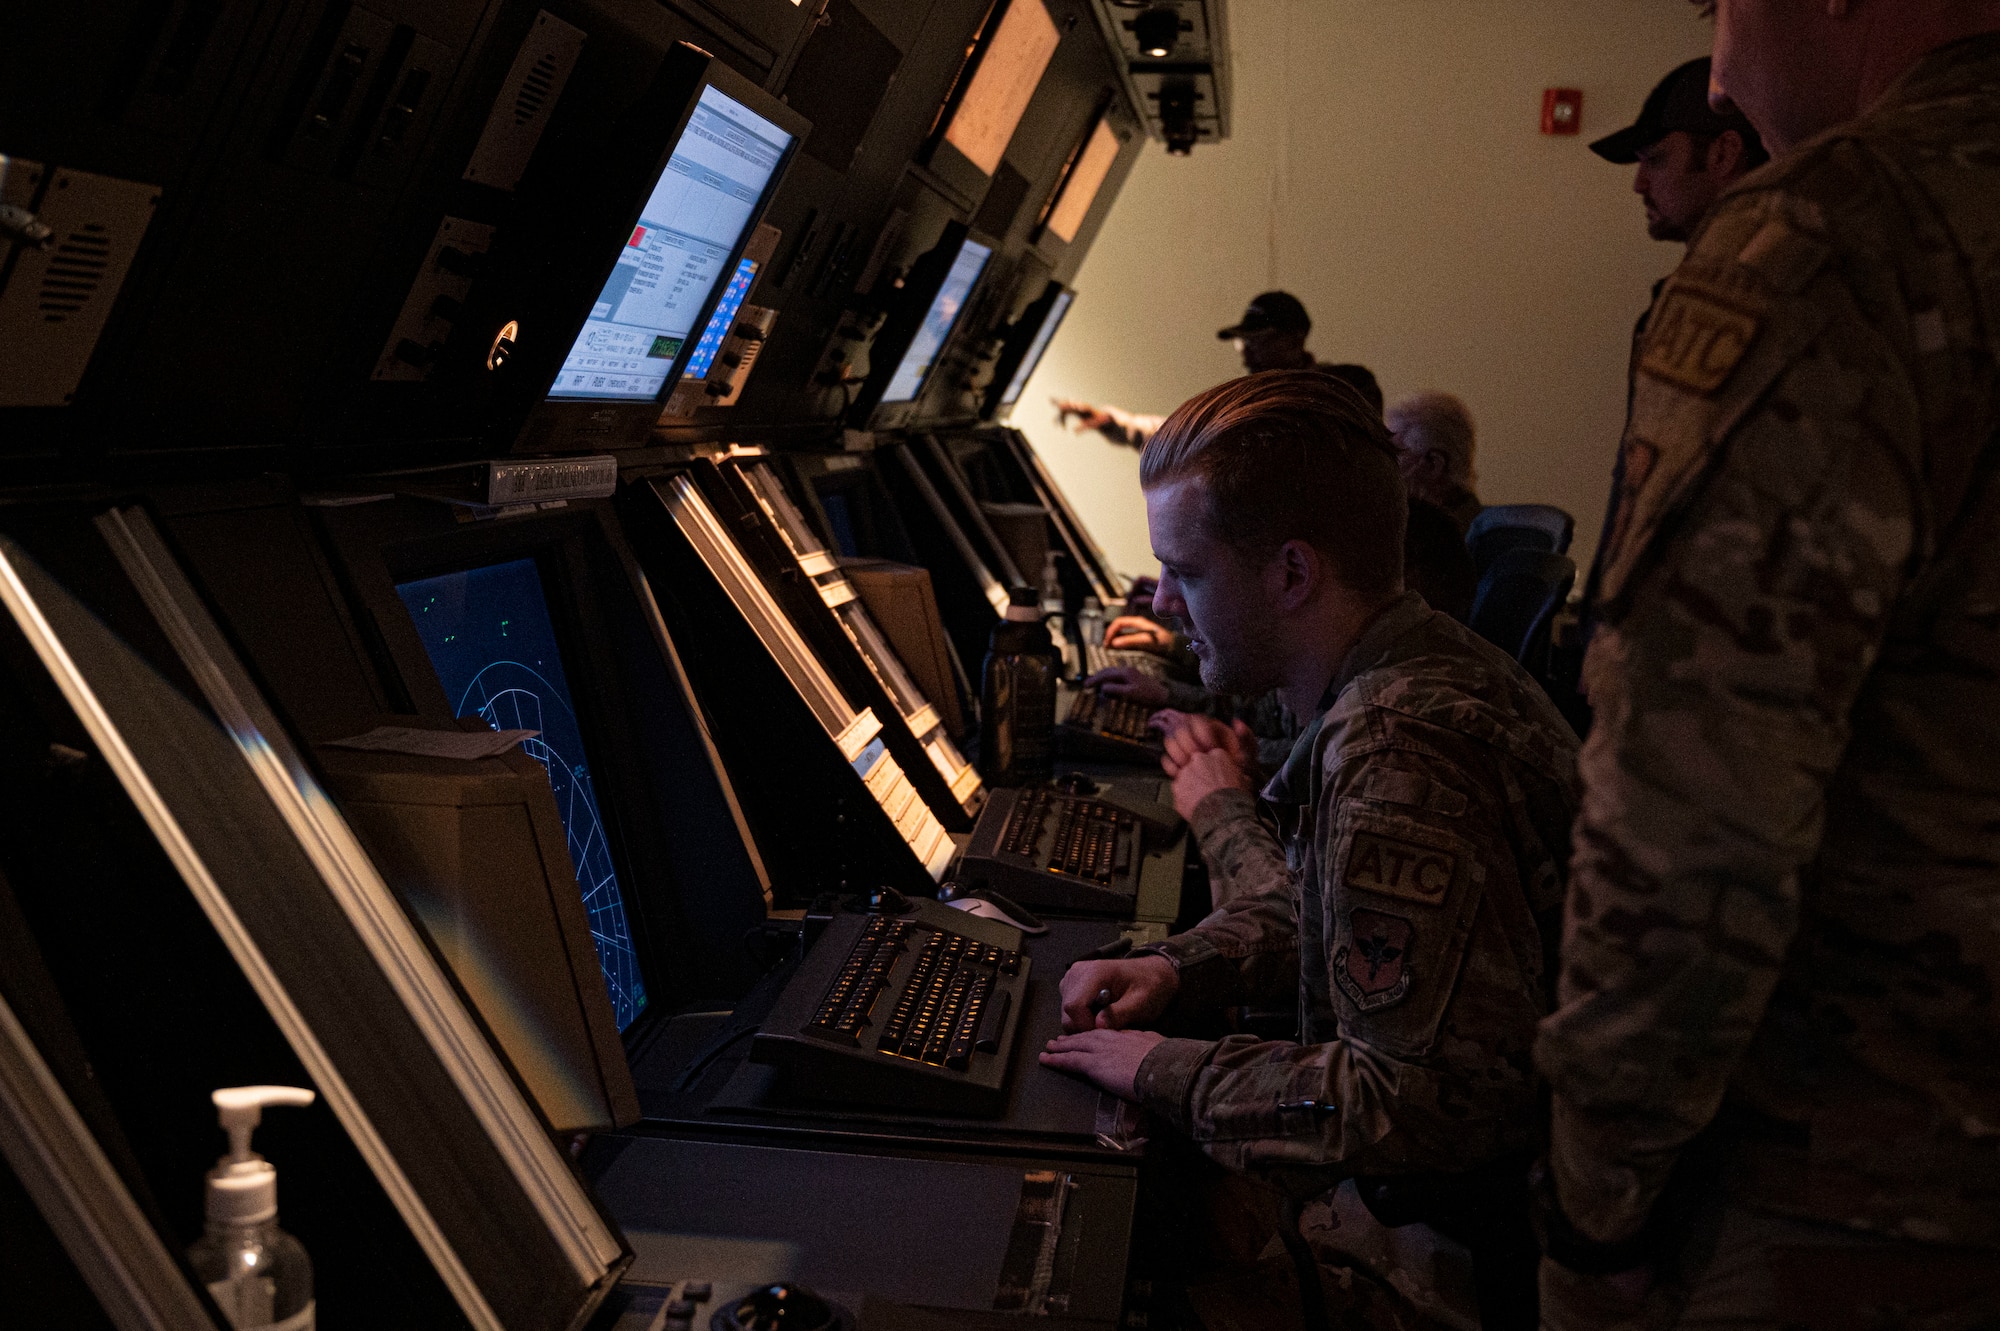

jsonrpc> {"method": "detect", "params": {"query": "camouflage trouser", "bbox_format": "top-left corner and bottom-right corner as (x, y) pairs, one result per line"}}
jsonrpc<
(1676, 1207), (2000, 1331)
(1151, 1145), (1476, 1330)
(1541, 1205), (2000, 1331)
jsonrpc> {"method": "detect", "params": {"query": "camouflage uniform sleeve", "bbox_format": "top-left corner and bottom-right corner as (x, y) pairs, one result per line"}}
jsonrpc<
(1138, 740), (1553, 1176)
(1141, 787), (1299, 1007)
(1535, 184), (1921, 1246)
(1101, 407), (1166, 450)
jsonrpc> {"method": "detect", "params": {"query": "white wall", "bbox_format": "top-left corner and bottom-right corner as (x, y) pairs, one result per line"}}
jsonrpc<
(1013, 0), (1714, 583)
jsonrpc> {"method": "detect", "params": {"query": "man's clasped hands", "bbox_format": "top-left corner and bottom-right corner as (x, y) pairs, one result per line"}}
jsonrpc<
(1037, 690), (1263, 1100)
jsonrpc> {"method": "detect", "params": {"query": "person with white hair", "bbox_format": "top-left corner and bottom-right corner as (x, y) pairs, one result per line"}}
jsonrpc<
(1386, 391), (1482, 533)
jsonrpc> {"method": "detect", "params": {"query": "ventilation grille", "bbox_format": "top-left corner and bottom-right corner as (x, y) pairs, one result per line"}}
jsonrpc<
(516, 51), (557, 125)
(461, 11), (587, 192)
(0, 166), (159, 407)
(38, 223), (112, 322)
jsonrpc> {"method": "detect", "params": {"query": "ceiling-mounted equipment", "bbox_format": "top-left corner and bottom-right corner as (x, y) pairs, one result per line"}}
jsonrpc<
(1088, 0), (1229, 151)
(1132, 6), (1182, 59)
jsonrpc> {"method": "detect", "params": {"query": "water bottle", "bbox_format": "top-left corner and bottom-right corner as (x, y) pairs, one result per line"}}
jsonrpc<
(979, 587), (1059, 785)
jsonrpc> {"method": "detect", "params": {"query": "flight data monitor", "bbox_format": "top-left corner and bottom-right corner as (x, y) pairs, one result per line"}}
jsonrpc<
(395, 559), (648, 1031)
(550, 87), (794, 401)
(881, 238), (993, 404)
(681, 257), (757, 381)
(1000, 289), (1073, 406)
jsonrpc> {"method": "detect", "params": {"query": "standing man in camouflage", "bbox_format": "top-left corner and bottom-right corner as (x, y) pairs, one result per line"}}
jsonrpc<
(1038, 370), (1579, 1324)
(1536, 3), (2000, 1326)
(1577, 57), (1768, 649)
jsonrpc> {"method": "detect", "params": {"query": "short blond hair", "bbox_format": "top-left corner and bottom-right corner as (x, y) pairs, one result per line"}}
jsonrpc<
(1388, 392), (1477, 486)
(1140, 370), (1405, 597)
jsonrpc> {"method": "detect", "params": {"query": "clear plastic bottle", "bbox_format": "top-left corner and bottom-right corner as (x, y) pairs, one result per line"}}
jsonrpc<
(1038, 551), (1075, 674)
(979, 587), (1059, 785)
(1077, 596), (1105, 675)
(188, 1086), (317, 1331)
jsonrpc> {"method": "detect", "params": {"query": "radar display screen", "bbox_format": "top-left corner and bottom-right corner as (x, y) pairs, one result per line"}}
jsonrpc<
(550, 86), (793, 402)
(881, 237), (993, 404)
(396, 559), (648, 1030)
(1001, 289), (1072, 406)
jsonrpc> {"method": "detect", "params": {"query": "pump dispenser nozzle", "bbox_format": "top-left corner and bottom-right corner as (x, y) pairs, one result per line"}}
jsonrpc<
(207, 1086), (314, 1225)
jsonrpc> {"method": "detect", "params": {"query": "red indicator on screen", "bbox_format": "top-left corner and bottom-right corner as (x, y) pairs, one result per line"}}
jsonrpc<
(628, 226), (647, 247)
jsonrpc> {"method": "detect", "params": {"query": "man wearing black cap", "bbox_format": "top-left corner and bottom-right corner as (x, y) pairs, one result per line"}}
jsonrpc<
(1054, 291), (1333, 450)
(1590, 57), (1768, 246)
(1571, 59), (1768, 662)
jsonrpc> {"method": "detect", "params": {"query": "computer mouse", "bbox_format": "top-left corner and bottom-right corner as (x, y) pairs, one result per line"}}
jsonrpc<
(854, 884), (911, 914)
(947, 893), (1049, 935)
(1055, 771), (1099, 796)
(718, 1282), (841, 1331)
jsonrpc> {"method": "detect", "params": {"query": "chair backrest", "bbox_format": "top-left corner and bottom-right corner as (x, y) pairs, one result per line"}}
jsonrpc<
(1466, 503), (1575, 575)
(1468, 549), (1576, 674)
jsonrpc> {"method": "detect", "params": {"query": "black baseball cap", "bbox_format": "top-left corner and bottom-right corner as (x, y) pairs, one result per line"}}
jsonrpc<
(1218, 291), (1311, 339)
(1591, 58), (1760, 164)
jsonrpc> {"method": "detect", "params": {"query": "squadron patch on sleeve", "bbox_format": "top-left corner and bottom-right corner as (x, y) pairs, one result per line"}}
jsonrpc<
(1344, 830), (1456, 906)
(1335, 908), (1414, 1011)
(1640, 287), (1763, 395)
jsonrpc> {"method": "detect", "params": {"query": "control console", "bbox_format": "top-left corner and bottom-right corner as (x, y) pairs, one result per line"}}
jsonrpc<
(955, 776), (1185, 917)
(750, 897), (1029, 1115)
(1055, 684), (1163, 763)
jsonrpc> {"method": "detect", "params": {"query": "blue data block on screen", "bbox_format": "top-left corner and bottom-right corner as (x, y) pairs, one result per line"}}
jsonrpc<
(396, 559), (648, 1030)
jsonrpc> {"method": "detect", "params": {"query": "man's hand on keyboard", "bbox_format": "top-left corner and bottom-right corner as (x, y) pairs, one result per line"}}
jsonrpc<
(1039, 1028), (1165, 1102)
(1058, 955), (1178, 1033)
(1103, 615), (1177, 653)
(1084, 666), (1169, 707)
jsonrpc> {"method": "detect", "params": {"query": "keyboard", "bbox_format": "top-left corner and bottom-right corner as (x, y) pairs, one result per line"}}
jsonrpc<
(750, 898), (1030, 1115)
(1055, 684), (1163, 762)
(1081, 639), (1110, 677)
(956, 781), (1185, 917)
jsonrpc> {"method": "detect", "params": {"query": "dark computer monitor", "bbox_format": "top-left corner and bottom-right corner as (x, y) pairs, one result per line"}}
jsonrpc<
(879, 234), (994, 406)
(987, 283), (1073, 417)
(490, 48), (808, 452)
(394, 558), (648, 1031)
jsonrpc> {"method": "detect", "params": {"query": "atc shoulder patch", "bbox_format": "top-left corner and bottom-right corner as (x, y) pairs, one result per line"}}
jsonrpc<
(1344, 830), (1456, 907)
(1335, 908), (1413, 1011)
(1640, 286), (1763, 396)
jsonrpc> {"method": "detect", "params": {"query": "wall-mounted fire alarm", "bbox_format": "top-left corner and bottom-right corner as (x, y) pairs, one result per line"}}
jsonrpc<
(1542, 88), (1583, 135)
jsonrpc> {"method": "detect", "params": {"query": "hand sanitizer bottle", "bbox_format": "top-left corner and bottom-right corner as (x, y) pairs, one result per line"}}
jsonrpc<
(188, 1086), (317, 1331)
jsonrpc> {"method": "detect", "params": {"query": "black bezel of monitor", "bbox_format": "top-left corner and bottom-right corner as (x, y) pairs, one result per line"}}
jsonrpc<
(476, 45), (809, 454)
(851, 222), (999, 427)
(982, 280), (1071, 419)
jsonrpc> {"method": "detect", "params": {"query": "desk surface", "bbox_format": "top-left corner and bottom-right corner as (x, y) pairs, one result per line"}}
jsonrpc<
(629, 916), (1152, 1159)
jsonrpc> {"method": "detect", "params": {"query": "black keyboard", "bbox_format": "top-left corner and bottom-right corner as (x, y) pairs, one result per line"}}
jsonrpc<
(1056, 685), (1162, 761)
(1064, 686), (1156, 740)
(957, 783), (1184, 916)
(1006, 788), (1135, 882)
(751, 899), (1030, 1114)
(807, 915), (1020, 1065)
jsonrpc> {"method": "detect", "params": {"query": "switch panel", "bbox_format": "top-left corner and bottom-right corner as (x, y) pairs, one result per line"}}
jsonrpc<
(371, 216), (495, 381)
